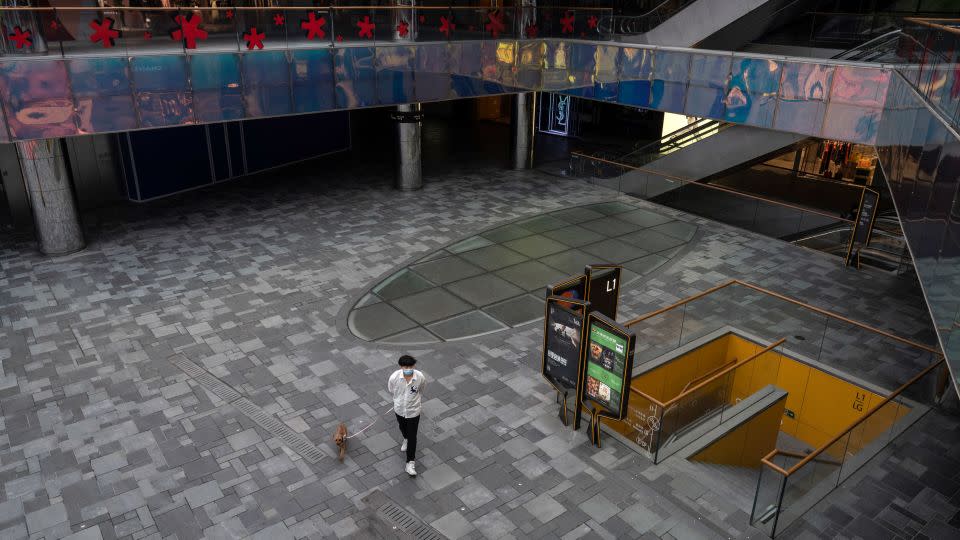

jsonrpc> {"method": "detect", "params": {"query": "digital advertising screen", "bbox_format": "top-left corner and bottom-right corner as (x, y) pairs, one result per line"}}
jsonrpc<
(548, 275), (587, 313)
(583, 314), (635, 418)
(543, 300), (585, 390)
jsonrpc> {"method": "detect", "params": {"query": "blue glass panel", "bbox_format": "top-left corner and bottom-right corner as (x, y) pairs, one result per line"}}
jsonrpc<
(516, 40), (543, 89)
(130, 55), (194, 128)
(67, 57), (138, 133)
(567, 43), (598, 98)
(825, 64), (889, 143)
(592, 45), (619, 101)
(650, 51), (688, 113)
(291, 49), (336, 113)
(774, 63), (832, 136)
(0, 59), (79, 139)
(821, 103), (882, 144)
(190, 54), (244, 122)
(452, 41), (482, 78)
(335, 46), (376, 108)
(684, 54), (730, 119)
(415, 44), (453, 103)
(617, 48), (652, 107)
(242, 51), (292, 117)
(450, 75), (481, 98)
(376, 46), (414, 106)
(541, 40), (569, 91)
(725, 58), (780, 128)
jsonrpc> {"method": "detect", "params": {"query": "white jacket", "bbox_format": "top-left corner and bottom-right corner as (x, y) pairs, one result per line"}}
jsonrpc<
(389, 369), (426, 418)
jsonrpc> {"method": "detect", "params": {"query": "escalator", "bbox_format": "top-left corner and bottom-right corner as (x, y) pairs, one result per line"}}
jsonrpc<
(788, 213), (912, 273)
(830, 29), (904, 62)
(610, 0), (812, 48)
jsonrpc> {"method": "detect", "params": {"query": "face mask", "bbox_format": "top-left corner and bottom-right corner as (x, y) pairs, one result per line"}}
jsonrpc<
(402, 369), (414, 376)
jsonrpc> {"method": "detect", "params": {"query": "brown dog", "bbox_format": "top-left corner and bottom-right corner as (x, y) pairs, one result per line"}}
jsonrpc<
(334, 423), (348, 461)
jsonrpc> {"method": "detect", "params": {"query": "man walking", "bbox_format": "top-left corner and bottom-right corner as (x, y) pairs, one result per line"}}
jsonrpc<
(388, 355), (426, 476)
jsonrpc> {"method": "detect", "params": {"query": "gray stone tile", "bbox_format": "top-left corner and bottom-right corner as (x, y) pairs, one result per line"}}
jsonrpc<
(584, 201), (636, 215)
(580, 494), (618, 523)
(622, 254), (669, 275)
(616, 208), (673, 228)
(183, 480), (224, 509)
(421, 463), (463, 491)
(523, 493), (565, 523)
(618, 229), (686, 252)
(25, 502), (67, 534)
(515, 214), (570, 233)
(455, 483), (496, 509)
(379, 327), (441, 344)
(549, 207), (607, 224)
(445, 274), (524, 307)
(431, 511), (476, 540)
(579, 217), (642, 238)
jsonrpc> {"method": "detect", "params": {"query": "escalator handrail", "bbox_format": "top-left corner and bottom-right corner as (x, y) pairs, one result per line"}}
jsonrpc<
(831, 29), (903, 60)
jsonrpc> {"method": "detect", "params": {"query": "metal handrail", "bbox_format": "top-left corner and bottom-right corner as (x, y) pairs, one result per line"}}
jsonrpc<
(0, 6), (615, 12)
(760, 357), (946, 477)
(622, 279), (942, 355)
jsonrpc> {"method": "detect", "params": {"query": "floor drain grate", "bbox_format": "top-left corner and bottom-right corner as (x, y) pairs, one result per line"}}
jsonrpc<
(169, 355), (327, 464)
(362, 490), (443, 540)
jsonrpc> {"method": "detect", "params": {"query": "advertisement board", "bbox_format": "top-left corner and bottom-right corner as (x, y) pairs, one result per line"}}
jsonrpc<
(585, 265), (621, 320)
(547, 274), (587, 312)
(582, 312), (636, 420)
(542, 298), (586, 390)
(846, 188), (880, 266)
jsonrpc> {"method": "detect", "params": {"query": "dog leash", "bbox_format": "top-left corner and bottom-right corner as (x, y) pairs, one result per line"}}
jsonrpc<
(344, 404), (395, 439)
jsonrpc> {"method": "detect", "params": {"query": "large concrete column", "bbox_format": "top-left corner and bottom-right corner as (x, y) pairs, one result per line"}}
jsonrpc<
(16, 139), (84, 255)
(511, 92), (536, 170)
(395, 103), (423, 191)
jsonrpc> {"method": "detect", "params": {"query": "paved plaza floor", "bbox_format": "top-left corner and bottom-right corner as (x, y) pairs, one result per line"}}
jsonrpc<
(0, 162), (957, 540)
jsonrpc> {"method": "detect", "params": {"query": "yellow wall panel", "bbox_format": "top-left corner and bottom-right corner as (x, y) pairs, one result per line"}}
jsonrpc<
(775, 359), (811, 418)
(693, 399), (785, 468)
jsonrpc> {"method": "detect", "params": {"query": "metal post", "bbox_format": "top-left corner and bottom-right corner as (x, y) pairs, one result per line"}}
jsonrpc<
(16, 139), (84, 255)
(511, 92), (536, 169)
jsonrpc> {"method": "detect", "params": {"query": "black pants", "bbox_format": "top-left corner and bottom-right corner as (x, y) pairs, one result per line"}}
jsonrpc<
(396, 414), (420, 462)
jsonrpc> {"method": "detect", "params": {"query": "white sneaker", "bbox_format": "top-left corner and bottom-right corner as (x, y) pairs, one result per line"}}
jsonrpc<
(400, 439), (408, 452)
(405, 461), (417, 476)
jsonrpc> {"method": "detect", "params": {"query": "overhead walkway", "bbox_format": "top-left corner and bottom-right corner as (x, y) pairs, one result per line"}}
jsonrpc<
(0, 5), (897, 146)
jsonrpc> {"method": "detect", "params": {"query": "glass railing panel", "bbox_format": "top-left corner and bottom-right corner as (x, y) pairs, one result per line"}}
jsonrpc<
(726, 57), (781, 129)
(412, 7), (448, 43)
(376, 44), (416, 106)
(287, 9), (332, 49)
(240, 49), (292, 117)
(685, 54), (731, 119)
(776, 433), (849, 534)
(751, 464), (786, 537)
(68, 56), (139, 133)
(234, 8), (284, 52)
(290, 49), (337, 114)
(631, 303), (685, 366)
(618, 390), (664, 455)
(823, 65), (889, 145)
(656, 370), (732, 460)
(775, 62), (833, 136)
(650, 49), (689, 114)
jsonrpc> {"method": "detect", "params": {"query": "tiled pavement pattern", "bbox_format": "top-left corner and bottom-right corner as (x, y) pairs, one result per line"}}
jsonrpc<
(349, 201), (698, 343)
(0, 163), (956, 540)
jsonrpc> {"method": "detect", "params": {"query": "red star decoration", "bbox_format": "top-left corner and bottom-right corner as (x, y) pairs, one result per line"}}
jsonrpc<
(171, 14), (208, 49)
(49, 20), (59, 31)
(225, 10), (234, 20)
(485, 10), (505, 38)
(89, 17), (120, 49)
(588, 15), (598, 30)
(525, 24), (538, 38)
(243, 26), (265, 50)
(144, 31), (152, 40)
(397, 20), (409, 38)
(418, 15), (426, 23)
(301, 12), (326, 40)
(273, 13), (285, 27)
(336, 34), (343, 42)
(356, 15), (375, 39)
(560, 12), (575, 34)
(439, 16), (455, 38)
(7, 26), (31, 49)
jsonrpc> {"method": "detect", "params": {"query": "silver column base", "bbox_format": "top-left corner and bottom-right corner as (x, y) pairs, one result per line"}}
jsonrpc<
(16, 139), (85, 255)
(395, 103), (423, 191)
